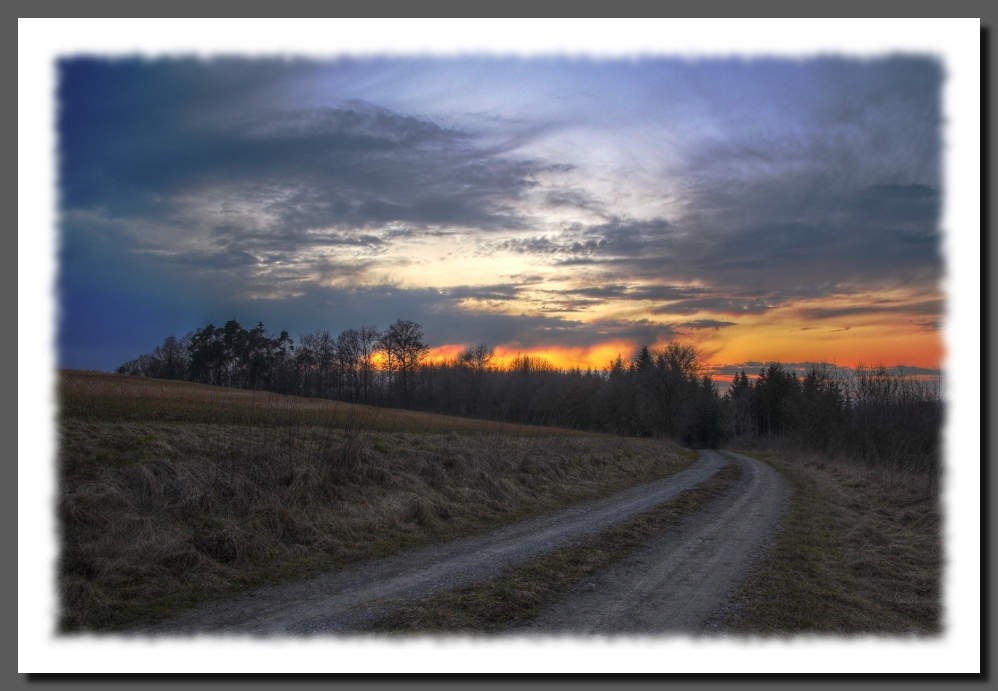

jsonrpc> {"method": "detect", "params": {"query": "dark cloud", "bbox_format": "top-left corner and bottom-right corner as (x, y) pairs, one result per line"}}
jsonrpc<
(535, 283), (718, 313)
(543, 188), (605, 214)
(558, 284), (630, 299)
(916, 318), (943, 332)
(421, 310), (677, 352)
(851, 184), (940, 227)
(60, 61), (547, 246)
(627, 285), (711, 301)
(708, 361), (943, 379)
(499, 236), (564, 255)
(675, 319), (737, 330)
(652, 297), (776, 316)
(797, 299), (944, 321)
(147, 249), (259, 269)
(438, 284), (523, 302)
(509, 174), (940, 311)
(887, 365), (944, 376)
(505, 219), (676, 262)
(707, 361), (768, 375)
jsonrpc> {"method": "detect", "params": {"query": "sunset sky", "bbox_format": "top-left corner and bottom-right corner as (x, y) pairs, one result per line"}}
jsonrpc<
(57, 56), (945, 380)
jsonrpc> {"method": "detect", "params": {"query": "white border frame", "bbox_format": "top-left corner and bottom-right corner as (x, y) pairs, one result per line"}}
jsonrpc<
(18, 18), (982, 673)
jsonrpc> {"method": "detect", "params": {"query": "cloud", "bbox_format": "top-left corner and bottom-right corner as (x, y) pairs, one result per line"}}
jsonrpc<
(652, 297), (775, 316)
(917, 318), (943, 332)
(707, 362), (768, 375)
(557, 284), (630, 299)
(501, 218), (676, 261)
(60, 62), (552, 262)
(796, 299), (944, 321)
(440, 284), (524, 302)
(675, 319), (737, 330)
(150, 249), (261, 269)
(708, 361), (943, 381)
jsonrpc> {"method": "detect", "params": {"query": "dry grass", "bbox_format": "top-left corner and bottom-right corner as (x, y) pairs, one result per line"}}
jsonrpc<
(363, 462), (741, 634)
(58, 371), (694, 632)
(59, 370), (591, 436)
(719, 449), (941, 634)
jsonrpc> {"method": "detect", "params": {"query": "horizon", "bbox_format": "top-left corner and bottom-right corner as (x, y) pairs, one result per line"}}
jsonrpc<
(57, 56), (944, 383)
(98, 314), (946, 388)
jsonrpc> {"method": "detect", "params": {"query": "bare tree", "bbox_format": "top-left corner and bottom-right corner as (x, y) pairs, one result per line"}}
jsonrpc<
(315, 330), (336, 399)
(380, 319), (429, 408)
(458, 342), (494, 415)
(377, 329), (396, 406)
(294, 332), (319, 397)
(336, 328), (362, 402)
(458, 342), (495, 374)
(357, 326), (380, 404)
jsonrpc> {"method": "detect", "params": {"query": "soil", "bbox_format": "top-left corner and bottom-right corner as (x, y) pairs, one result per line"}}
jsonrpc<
(131, 450), (783, 636)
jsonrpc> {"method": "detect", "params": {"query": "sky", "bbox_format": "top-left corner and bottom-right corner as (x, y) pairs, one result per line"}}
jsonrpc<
(57, 56), (945, 379)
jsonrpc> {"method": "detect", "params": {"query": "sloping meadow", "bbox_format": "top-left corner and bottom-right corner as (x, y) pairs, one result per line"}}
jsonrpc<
(58, 371), (694, 632)
(719, 447), (941, 634)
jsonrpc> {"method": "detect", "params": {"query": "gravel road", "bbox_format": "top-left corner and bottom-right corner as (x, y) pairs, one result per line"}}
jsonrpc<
(515, 450), (787, 635)
(133, 451), (729, 636)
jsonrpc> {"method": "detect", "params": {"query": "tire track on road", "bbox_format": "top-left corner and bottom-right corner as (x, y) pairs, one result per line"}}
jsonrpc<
(517, 450), (786, 634)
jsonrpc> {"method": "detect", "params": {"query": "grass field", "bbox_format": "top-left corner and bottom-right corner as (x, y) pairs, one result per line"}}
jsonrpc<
(57, 370), (696, 632)
(60, 370), (589, 435)
(718, 448), (941, 634)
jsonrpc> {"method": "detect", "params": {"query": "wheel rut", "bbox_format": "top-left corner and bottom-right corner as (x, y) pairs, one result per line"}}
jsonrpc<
(515, 450), (787, 635)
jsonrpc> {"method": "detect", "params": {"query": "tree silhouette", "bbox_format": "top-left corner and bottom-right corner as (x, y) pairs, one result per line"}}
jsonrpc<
(458, 342), (495, 415)
(381, 319), (428, 408)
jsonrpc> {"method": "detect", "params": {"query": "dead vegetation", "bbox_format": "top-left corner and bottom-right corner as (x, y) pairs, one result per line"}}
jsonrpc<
(59, 370), (589, 436)
(718, 447), (941, 634)
(58, 371), (694, 632)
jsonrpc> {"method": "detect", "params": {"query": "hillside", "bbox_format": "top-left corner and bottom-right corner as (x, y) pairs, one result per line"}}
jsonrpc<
(57, 370), (694, 631)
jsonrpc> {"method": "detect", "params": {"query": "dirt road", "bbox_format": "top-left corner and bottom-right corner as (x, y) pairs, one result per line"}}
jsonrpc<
(135, 450), (783, 636)
(516, 450), (787, 634)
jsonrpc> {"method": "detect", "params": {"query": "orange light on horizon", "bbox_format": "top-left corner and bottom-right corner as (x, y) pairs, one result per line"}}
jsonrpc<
(490, 340), (639, 371)
(422, 323), (942, 374)
(698, 319), (944, 372)
(421, 340), (643, 371)
(424, 343), (467, 364)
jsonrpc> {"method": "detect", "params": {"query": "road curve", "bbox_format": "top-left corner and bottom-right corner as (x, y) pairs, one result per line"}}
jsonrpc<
(134, 450), (727, 636)
(517, 450), (787, 635)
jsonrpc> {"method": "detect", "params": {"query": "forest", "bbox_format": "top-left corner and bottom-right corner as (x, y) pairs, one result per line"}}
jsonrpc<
(115, 318), (943, 480)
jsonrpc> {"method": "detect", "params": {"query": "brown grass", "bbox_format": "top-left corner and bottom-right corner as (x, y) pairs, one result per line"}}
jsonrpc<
(718, 449), (941, 634)
(58, 371), (694, 632)
(59, 370), (593, 436)
(363, 462), (741, 634)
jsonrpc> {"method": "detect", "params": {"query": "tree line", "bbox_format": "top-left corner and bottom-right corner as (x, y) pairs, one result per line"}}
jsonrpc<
(116, 318), (942, 477)
(117, 319), (429, 409)
(722, 362), (942, 480)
